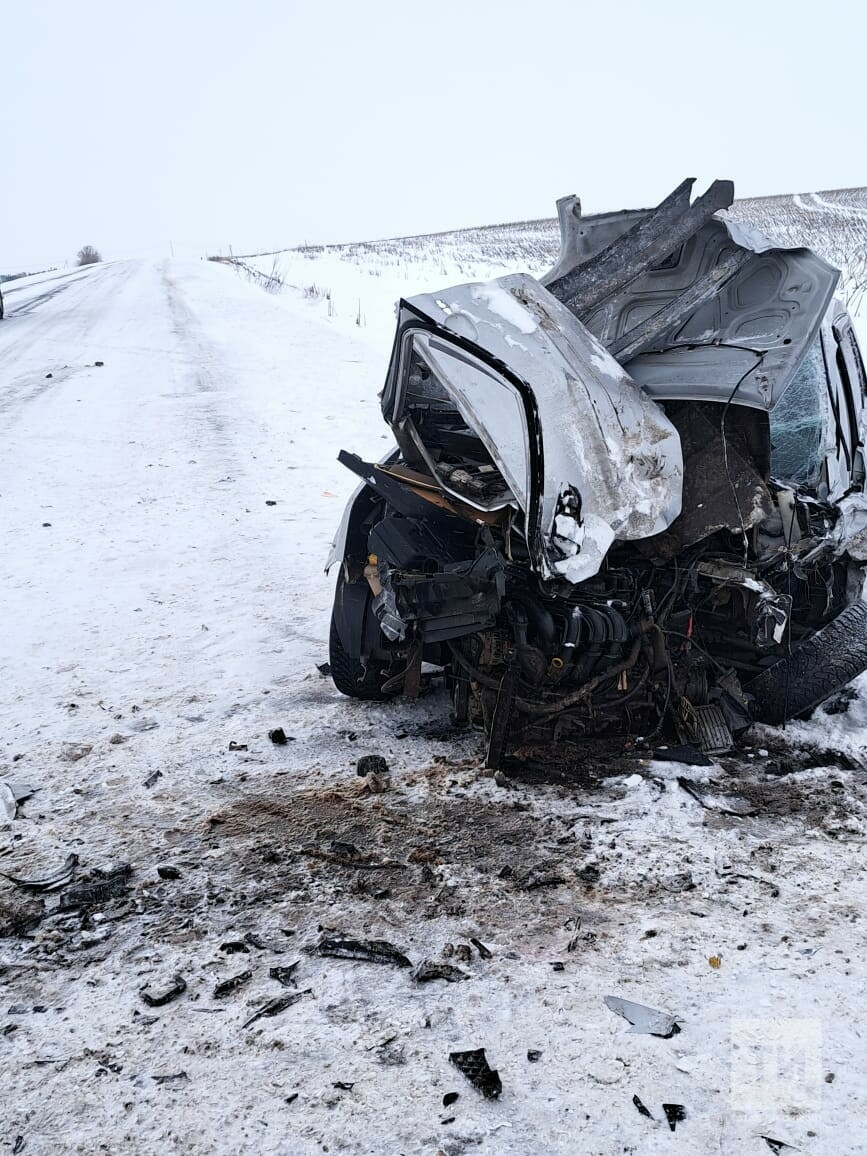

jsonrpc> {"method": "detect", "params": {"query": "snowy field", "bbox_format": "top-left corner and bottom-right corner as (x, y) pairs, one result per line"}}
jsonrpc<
(2, 191), (867, 1155)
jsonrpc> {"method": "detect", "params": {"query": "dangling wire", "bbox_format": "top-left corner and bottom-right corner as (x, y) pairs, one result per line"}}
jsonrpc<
(719, 352), (768, 569)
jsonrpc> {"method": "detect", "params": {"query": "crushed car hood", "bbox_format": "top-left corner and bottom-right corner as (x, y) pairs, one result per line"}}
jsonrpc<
(543, 180), (840, 410)
(385, 274), (683, 583)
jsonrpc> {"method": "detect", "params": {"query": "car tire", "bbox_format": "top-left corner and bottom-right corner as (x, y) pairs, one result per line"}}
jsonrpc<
(746, 598), (867, 725)
(329, 576), (389, 701)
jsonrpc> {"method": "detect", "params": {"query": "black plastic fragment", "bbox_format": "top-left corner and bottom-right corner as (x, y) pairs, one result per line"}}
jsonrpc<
(268, 728), (289, 745)
(140, 975), (187, 1008)
(310, 933), (411, 968)
(527, 1050), (542, 1063)
(59, 865), (131, 910)
(470, 937), (492, 960)
(356, 755), (389, 777)
(0, 853), (78, 891)
(157, 865), (181, 880)
(411, 959), (469, 983)
(214, 970), (252, 998)
(333, 1081), (354, 1091)
(449, 1048), (502, 1100)
(443, 1092), (459, 1107)
(220, 940), (250, 955)
(761, 1139), (797, 1154)
(242, 989), (311, 1029)
(286, 1093), (299, 1104)
(143, 770), (163, 788)
(270, 963), (300, 987)
(244, 931), (273, 950)
(632, 1094), (653, 1119)
(662, 1103), (686, 1132)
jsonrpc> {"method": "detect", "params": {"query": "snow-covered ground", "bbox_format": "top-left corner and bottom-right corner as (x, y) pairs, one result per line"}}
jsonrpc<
(2, 203), (867, 1154)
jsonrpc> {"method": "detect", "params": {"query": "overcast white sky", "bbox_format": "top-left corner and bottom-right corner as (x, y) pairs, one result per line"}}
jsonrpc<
(2, 0), (865, 270)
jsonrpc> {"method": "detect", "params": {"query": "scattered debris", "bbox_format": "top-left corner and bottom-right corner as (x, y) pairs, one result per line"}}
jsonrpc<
(332, 1081), (354, 1091)
(268, 728), (289, 745)
(708, 954), (722, 969)
(516, 868), (566, 891)
(140, 975), (187, 1008)
(411, 959), (469, 983)
(316, 662), (331, 677)
(152, 1071), (188, 1084)
(219, 940), (250, 955)
(470, 937), (492, 959)
(527, 1050), (542, 1063)
(242, 989), (311, 1029)
(309, 933), (412, 968)
(270, 961), (300, 989)
(449, 1048), (502, 1100)
(632, 1094), (653, 1119)
(443, 1092), (459, 1107)
(265, 499), (277, 506)
(143, 770), (163, 789)
(285, 1093), (299, 1105)
(156, 865), (181, 881)
(677, 776), (756, 817)
(662, 1103), (686, 1132)
(454, 944), (471, 963)
(59, 865), (131, 910)
(761, 1138), (798, 1154)
(551, 961), (565, 972)
(356, 755), (389, 777)
(244, 931), (276, 950)
(0, 853), (78, 891)
(214, 971), (253, 998)
(604, 996), (682, 1038)
(228, 741), (248, 751)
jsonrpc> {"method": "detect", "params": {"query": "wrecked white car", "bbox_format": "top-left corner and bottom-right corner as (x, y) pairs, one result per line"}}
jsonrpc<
(328, 179), (867, 765)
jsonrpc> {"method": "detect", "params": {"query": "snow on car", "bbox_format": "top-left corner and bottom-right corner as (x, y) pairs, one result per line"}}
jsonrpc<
(328, 179), (867, 765)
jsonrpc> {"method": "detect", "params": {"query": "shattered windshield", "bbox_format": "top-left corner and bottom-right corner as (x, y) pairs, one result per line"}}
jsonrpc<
(770, 335), (831, 487)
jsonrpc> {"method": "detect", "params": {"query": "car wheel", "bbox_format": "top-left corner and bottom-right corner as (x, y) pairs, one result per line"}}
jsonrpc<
(747, 599), (867, 725)
(328, 574), (389, 701)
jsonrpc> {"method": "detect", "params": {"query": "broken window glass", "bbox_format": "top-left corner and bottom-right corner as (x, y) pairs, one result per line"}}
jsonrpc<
(770, 335), (831, 486)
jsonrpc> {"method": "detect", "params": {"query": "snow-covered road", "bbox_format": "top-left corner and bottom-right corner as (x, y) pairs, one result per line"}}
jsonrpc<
(1, 258), (389, 752)
(2, 261), (867, 1155)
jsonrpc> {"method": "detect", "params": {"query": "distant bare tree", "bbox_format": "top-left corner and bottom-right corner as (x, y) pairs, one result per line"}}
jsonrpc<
(77, 245), (102, 266)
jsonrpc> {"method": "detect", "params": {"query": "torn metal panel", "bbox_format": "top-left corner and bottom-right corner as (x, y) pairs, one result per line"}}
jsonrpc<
(542, 179), (840, 410)
(545, 178), (734, 315)
(395, 274), (683, 582)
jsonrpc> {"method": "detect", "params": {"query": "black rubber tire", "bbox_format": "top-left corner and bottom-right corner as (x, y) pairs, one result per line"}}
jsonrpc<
(747, 598), (867, 725)
(328, 587), (388, 702)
